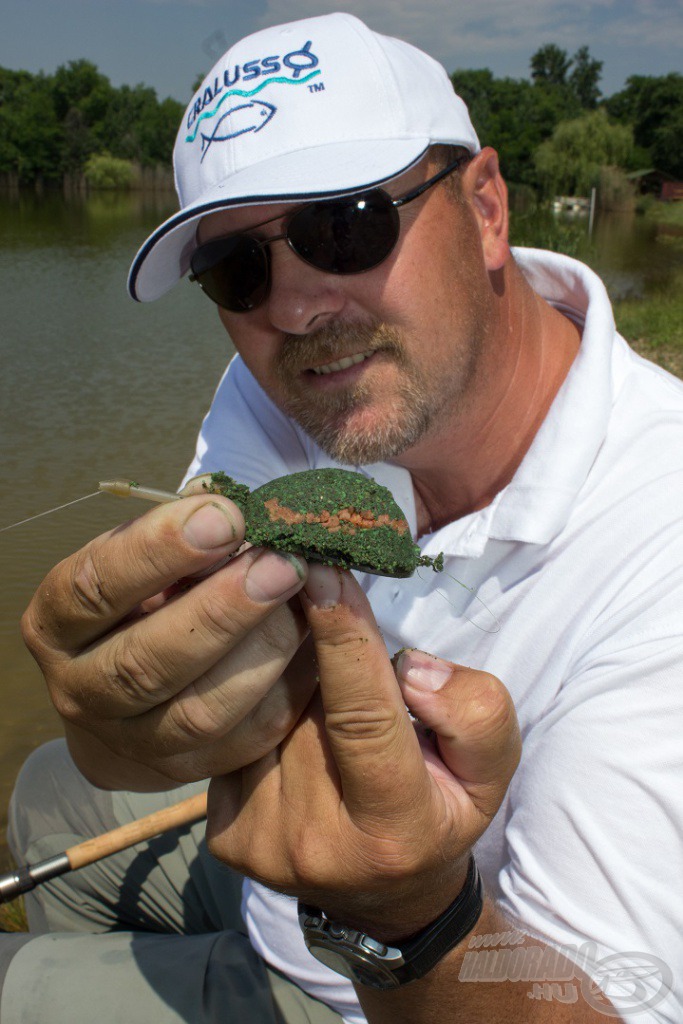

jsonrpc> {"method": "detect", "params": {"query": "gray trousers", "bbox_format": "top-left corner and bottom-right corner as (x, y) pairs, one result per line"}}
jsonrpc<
(2, 739), (344, 1024)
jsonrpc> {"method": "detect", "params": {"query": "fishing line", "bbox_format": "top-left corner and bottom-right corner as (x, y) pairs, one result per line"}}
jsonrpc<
(0, 480), (180, 536)
(2, 482), (498, 635)
(0, 492), (103, 534)
(416, 567), (501, 634)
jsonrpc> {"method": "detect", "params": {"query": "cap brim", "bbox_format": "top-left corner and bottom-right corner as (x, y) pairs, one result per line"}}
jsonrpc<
(127, 138), (432, 302)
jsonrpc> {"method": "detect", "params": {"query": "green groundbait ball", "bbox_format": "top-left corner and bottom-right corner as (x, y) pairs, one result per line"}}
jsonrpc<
(208, 468), (444, 578)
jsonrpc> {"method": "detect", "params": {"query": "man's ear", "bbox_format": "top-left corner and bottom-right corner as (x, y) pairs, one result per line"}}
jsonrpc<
(464, 147), (509, 272)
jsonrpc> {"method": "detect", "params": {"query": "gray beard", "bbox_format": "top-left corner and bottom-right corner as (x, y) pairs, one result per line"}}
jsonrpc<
(288, 373), (436, 465)
(273, 320), (478, 465)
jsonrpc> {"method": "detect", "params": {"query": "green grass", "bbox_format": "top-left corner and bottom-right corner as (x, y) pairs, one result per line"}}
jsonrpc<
(639, 198), (683, 228)
(510, 206), (591, 259)
(615, 287), (683, 348)
(0, 897), (27, 932)
(614, 279), (683, 377)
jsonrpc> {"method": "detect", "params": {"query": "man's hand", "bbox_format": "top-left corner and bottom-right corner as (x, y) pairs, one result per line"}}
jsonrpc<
(21, 492), (313, 789)
(206, 563), (521, 940)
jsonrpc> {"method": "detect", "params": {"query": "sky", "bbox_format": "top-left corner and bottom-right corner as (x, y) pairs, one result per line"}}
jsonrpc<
(2, 0), (682, 105)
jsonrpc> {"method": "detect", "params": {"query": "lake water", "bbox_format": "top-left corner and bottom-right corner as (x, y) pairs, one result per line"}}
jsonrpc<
(0, 190), (680, 865)
(0, 190), (234, 862)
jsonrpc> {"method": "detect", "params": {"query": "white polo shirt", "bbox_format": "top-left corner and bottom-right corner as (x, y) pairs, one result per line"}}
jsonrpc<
(185, 249), (683, 1023)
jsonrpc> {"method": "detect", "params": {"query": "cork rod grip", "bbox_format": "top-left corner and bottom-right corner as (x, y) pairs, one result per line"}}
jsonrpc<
(66, 792), (208, 870)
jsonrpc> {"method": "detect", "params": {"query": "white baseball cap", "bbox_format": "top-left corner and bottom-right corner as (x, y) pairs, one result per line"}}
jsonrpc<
(127, 12), (480, 303)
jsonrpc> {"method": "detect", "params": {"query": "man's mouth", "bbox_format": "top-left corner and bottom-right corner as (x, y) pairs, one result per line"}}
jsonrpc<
(309, 349), (375, 376)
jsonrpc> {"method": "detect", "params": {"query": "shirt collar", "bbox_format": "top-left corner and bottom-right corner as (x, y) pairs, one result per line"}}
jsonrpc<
(366, 249), (617, 558)
(487, 248), (616, 548)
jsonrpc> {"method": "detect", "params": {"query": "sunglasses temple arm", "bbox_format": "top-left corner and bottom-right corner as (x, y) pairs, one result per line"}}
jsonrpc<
(392, 155), (468, 209)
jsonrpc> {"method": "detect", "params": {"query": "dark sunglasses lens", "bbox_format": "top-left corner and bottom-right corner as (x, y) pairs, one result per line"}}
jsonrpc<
(288, 192), (400, 274)
(191, 236), (269, 312)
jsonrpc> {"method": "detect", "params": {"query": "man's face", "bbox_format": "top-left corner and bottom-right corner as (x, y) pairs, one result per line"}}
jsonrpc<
(197, 158), (495, 466)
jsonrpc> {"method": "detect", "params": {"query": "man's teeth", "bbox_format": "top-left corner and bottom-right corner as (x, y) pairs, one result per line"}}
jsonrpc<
(311, 350), (373, 375)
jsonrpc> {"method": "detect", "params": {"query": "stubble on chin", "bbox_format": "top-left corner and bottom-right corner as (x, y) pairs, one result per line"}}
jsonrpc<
(271, 320), (453, 465)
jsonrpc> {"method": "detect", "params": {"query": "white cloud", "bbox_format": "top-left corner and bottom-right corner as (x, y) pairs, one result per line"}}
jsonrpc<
(249, 0), (682, 76)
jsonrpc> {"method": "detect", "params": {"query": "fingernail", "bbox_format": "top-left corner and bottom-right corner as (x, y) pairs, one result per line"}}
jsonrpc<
(183, 501), (238, 550)
(179, 473), (213, 497)
(245, 549), (307, 603)
(396, 649), (452, 692)
(302, 563), (342, 609)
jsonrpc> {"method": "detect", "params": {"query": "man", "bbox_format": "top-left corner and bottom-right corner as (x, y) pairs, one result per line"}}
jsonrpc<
(3, 12), (682, 1024)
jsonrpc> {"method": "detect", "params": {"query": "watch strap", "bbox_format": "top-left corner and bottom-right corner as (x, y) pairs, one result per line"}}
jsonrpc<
(395, 856), (483, 982)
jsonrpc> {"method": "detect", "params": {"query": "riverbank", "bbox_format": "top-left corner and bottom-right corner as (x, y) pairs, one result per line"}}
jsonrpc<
(509, 198), (683, 376)
(616, 283), (683, 376)
(616, 201), (683, 375)
(640, 197), (683, 227)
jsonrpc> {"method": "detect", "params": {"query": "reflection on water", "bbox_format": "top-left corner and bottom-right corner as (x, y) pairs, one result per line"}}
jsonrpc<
(1, 191), (681, 860)
(588, 210), (683, 300)
(510, 203), (683, 301)
(0, 191), (233, 858)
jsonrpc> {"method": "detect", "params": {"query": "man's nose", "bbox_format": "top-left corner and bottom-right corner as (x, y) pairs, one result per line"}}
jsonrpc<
(264, 243), (347, 335)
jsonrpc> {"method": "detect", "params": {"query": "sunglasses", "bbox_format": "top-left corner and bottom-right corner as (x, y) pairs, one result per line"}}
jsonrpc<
(189, 155), (468, 313)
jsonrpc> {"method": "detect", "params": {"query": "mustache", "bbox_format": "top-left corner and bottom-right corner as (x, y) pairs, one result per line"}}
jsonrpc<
(276, 320), (404, 377)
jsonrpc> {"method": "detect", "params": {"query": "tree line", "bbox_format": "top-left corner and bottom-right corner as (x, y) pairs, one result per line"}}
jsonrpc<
(451, 44), (683, 196)
(0, 47), (681, 193)
(0, 60), (182, 187)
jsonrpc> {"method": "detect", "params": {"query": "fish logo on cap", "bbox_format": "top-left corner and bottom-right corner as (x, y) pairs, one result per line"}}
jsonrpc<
(200, 100), (276, 162)
(186, 40), (321, 162)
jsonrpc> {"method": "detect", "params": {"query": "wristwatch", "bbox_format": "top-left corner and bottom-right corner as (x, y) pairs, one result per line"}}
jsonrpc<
(297, 856), (483, 990)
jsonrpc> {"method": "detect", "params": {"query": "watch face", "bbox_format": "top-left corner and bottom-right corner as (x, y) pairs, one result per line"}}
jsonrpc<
(307, 942), (403, 990)
(308, 944), (358, 981)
